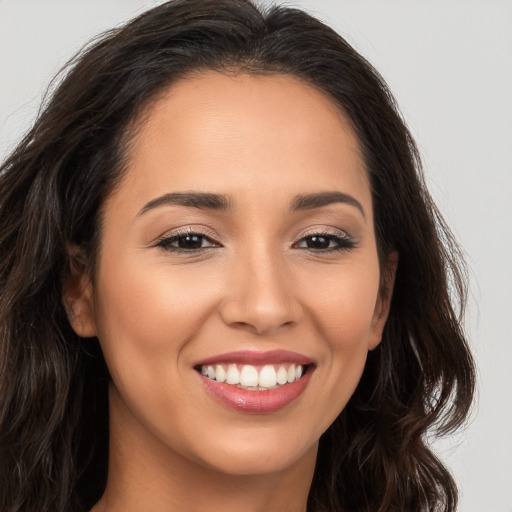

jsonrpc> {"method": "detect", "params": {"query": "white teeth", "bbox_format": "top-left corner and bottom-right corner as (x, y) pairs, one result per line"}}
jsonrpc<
(259, 365), (277, 388)
(276, 366), (288, 385)
(287, 364), (296, 383)
(215, 365), (226, 383)
(226, 364), (240, 385)
(240, 365), (259, 387)
(201, 362), (306, 389)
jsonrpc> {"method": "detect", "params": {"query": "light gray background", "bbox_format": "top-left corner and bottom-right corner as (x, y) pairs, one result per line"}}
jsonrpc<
(1, 1), (511, 510)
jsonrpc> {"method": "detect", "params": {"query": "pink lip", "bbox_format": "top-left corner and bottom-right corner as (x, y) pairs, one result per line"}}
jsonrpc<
(195, 349), (313, 367)
(198, 371), (312, 414)
(194, 350), (315, 413)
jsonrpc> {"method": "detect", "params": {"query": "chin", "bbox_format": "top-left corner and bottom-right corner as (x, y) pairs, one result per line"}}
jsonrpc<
(186, 427), (319, 477)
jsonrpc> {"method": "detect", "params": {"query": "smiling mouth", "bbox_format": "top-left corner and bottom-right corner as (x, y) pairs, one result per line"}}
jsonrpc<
(194, 350), (314, 413)
(196, 362), (311, 390)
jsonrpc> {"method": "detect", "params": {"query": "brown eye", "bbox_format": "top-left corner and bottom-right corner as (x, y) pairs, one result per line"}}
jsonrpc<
(175, 234), (205, 249)
(294, 232), (355, 252)
(156, 232), (219, 252)
(304, 235), (331, 250)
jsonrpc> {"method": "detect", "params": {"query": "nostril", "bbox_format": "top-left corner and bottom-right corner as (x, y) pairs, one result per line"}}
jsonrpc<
(222, 319), (298, 337)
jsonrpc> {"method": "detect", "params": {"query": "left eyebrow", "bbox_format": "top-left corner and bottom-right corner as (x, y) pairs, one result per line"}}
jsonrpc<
(291, 191), (366, 220)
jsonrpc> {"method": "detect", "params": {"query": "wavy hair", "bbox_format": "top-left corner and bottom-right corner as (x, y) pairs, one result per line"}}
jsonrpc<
(0, 1), (475, 511)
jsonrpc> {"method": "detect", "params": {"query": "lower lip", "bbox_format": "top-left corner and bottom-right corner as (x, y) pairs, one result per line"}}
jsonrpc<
(199, 371), (312, 414)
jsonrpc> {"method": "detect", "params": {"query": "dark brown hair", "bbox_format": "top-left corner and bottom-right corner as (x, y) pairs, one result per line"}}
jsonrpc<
(0, 1), (475, 511)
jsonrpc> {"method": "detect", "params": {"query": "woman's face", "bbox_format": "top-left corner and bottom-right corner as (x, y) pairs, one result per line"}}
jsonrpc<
(68, 72), (393, 477)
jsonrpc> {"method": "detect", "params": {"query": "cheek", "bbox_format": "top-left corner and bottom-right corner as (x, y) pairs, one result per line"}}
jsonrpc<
(92, 251), (223, 381)
(301, 258), (381, 352)
(91, 256), (224, 439)
(288, 257), (382, 437)
(97, 253), (216, 333)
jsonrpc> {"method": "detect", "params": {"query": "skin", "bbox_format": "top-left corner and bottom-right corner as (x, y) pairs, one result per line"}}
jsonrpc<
(64, 72), (396, 512)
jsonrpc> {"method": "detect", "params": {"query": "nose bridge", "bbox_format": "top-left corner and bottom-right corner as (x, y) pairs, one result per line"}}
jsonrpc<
(219, 240), (300, 334)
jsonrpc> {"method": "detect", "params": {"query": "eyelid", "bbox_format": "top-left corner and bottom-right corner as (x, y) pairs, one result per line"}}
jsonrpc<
(152, 225), (219, 244)
(294, 226), (351, 242)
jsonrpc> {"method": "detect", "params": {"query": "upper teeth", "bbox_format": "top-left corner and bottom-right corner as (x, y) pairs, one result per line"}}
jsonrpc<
(200, 363), (304, 389)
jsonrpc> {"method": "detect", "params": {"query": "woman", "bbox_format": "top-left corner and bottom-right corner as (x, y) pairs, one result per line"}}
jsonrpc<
(0, 1), (475, 511)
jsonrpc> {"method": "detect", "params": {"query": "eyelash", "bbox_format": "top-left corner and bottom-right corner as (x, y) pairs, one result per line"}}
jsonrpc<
(293, 230), (355, 252)
(154, 228), (355, 254)
(154, 228), (219, 252)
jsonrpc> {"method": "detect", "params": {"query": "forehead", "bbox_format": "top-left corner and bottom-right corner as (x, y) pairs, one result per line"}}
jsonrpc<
(112, 71), (372, 216)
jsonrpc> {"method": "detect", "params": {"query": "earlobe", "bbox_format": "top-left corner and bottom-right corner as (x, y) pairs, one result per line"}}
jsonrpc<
(62, 246), (97, 338)
(369, 251), (399, 350)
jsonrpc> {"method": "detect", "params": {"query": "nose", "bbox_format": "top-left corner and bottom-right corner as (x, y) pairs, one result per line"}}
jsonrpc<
(218, 248), (302, 336)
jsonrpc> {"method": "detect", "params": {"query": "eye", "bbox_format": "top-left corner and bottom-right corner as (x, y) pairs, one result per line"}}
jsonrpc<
(294, 231), (355, 252)
(155, 231), (220, 252)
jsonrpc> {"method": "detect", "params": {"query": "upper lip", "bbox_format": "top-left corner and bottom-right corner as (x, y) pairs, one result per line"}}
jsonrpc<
(194, 349), (314, 367)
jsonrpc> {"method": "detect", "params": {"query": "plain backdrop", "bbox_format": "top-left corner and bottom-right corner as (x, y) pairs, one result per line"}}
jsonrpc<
(1, 1), (511, 511)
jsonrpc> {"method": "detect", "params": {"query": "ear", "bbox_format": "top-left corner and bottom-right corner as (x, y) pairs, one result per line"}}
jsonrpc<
(368, 251), (398, 350)
(62, 245), (97, 338)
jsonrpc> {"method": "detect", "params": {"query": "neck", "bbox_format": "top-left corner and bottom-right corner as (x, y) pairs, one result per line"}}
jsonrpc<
(91, 386), (317, 512)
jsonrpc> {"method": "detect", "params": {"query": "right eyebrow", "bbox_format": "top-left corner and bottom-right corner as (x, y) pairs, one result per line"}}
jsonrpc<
(138, 192), (232, 216)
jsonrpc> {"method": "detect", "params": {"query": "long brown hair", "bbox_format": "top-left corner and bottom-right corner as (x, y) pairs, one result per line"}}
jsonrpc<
(0, 1), (475, 511)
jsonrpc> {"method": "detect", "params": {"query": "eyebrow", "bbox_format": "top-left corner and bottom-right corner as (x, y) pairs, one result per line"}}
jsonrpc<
(138, 190), (365, 219)
(291, 191), (366, 219)
(138, 192), (232, 215)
